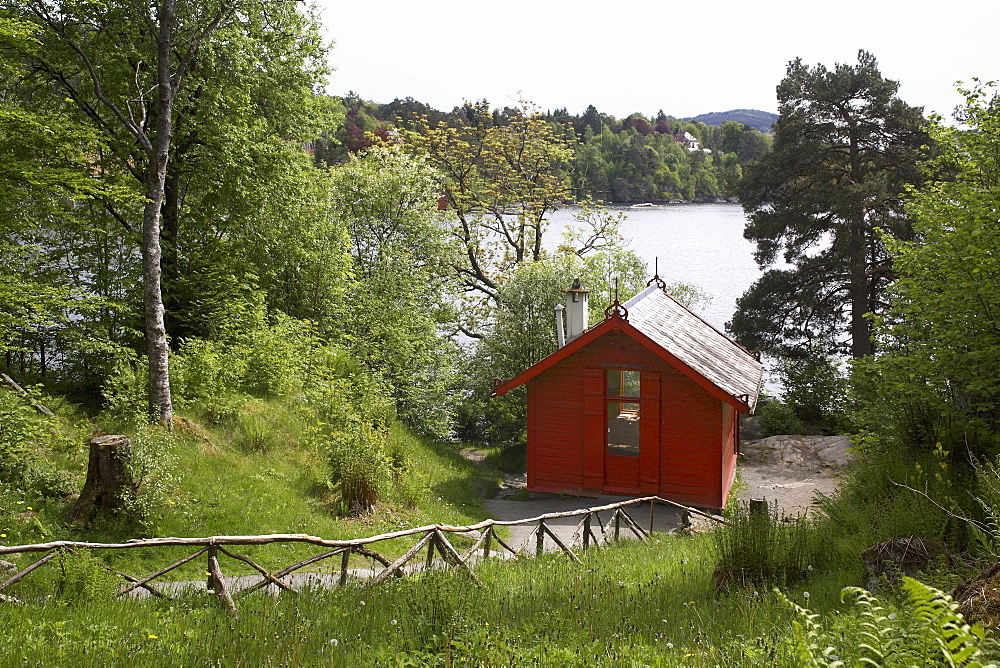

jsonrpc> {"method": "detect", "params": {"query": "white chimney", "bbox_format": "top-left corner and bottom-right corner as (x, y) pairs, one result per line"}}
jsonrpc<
(564, 278), (589, 341)
(554, 304), (566, 347)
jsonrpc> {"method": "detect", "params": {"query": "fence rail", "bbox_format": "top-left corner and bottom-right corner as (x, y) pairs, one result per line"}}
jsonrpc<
(0, 495), (721, 616)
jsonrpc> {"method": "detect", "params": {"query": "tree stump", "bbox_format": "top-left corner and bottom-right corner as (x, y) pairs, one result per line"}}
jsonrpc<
(68, 435), (135, 522)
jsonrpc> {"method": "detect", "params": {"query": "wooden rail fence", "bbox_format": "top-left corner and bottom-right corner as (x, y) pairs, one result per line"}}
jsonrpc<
(0, 495), (722, 616)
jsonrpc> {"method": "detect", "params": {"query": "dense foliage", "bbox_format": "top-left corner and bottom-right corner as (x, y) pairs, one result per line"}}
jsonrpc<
(328, 95), (772, 203)
(730, 50), (929, 359)
(852, 82), (1000, 456)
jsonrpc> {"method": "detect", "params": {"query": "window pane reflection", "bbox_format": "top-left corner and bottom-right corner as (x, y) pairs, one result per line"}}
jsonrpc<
(607, 370), (640, 398)
(607, 401), (640, 456)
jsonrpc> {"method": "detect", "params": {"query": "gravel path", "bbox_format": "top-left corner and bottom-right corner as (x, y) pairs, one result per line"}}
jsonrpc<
(736, 435), (852, 516)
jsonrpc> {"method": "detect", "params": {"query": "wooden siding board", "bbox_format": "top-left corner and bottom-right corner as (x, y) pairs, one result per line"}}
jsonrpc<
(639, 371), (661, 494)
(582, 369), (605, 489)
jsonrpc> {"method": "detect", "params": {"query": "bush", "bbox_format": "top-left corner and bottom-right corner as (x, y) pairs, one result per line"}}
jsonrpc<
(0, 386), (75, 498)
(757, 399), (806, 437)
(121, 425), (179, 524)
(778, 354), (850, 434)
(55, 548), (121, 603)
(814, 443), (974, 559)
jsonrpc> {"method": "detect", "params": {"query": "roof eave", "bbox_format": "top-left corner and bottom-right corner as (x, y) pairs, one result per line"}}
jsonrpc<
(491, 316), (626, 397)
(492, 315), (757, 412)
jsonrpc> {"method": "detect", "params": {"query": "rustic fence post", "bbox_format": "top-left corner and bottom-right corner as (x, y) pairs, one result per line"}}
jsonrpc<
(483, 526), (492, 560)
(425, 533), (437, 571)
(339, 548), (351, 585)
(614, 510), (621, 542)
(583, 514), (592, 549)
(536, 520), (546, 556)
(206, 545), (238, 617)
(649, 500), (656, 534)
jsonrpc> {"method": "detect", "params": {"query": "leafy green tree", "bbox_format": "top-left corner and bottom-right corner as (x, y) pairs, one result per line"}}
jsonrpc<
(328, 143), (460, 437)
(730, 50), (929, 359)
(406, 101), (575, 336)
(3, 1), (336, 422)
(853, 82), (1000, 453)
(0, 16), (136, 383)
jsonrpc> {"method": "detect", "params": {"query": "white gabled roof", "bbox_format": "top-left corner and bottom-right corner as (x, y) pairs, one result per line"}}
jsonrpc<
(624, 285), (763, 412)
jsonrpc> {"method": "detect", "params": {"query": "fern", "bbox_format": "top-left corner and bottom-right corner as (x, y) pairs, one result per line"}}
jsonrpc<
(774, 590), (845, 667)
(900, 576), (996, 667)
(780, 578), (999, 667)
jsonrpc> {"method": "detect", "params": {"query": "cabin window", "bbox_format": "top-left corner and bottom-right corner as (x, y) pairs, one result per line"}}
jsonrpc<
(606, 370), (640, 456)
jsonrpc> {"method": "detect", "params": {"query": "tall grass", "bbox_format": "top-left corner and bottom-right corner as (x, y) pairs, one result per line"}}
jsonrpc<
(1, 535), (842, 666)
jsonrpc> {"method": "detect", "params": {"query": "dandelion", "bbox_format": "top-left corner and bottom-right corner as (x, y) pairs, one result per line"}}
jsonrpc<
(359, 600), (365, 606)
(0, 534), (6, 538)
(803, 591), (810, 600)
(665, 642), (674, 649)
(807, 564), (813, 571)
(148, 634), (158, 640)
(25, 507), (32, 511)
(15, 501), (22, 505)
(329, 639), (339, 647)
(390, 619), (398, 626)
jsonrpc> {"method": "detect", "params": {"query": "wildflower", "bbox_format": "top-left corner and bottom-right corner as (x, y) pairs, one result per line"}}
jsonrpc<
(26, 507), (32, 511)
(807, 564), (813, 571)
(803, 591), (810, 600)
(390, 619), (398, 626)
(329, 639), (339, 646)
(0, 534), (6, 538)
(359, 600), (365, 606)
(16, 501), (22, 505)
(148, 634), (158, 640)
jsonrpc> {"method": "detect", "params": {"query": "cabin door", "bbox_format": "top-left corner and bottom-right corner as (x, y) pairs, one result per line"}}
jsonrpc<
(603, 370), (659, 494)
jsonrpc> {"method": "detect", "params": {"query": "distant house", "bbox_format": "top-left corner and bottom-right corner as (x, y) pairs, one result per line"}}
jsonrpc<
(673, 130), (712, 153)
(492, 282), (762, 509)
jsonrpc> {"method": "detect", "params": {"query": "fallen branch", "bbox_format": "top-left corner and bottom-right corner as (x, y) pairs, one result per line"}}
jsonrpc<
(1, 373), (54, 417)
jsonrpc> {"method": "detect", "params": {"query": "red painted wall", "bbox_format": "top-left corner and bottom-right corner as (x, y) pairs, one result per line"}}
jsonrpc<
(526, 329), (732, 509)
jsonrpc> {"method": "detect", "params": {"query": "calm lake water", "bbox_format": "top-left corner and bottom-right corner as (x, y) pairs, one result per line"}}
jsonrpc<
(546, 203), (760, 332)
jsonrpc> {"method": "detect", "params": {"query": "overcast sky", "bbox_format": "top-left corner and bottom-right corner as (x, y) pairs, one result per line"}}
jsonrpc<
(314, 0), (999, 122)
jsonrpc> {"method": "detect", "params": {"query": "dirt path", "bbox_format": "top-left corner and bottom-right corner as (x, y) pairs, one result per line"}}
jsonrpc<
(477, 435), (852, 551)
(736, 435), (851, 516)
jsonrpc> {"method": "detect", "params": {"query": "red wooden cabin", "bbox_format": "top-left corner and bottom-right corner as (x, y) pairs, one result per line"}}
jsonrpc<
(492, 284), (762, 510)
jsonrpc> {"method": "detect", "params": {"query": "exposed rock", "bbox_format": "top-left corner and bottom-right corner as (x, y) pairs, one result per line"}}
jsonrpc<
(951, 562), (1000, 631)
(861, 537), (953, 591)
(742, 435), (852, 469)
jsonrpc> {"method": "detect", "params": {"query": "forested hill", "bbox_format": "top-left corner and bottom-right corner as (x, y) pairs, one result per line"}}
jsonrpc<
(319, 95), (774, 203)
(687, 109), (777, 133)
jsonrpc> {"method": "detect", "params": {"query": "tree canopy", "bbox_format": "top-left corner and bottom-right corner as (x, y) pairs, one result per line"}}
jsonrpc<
(852, 81), (1000, 453)
(729, 50), (929, 359)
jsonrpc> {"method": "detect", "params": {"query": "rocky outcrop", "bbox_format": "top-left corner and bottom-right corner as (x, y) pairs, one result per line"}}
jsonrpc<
(742, 435), (852, 469)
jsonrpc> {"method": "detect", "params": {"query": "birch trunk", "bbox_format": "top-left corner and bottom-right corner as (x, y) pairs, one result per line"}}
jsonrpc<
(143, 0), (177, 426)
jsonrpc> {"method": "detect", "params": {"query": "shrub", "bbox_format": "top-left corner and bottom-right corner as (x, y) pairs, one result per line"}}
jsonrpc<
(120, 425), (180, 523)
(813, 443), (973, 560)
(0, 386), (75, 498)
(757, 399), (806, 437)
(778, 354), (850, 434)
(55, 548), (121, 603)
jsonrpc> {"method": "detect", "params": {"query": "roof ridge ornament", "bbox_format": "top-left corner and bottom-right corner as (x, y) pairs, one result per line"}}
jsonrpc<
(604, 278), (629, 320)
(646, 257), (667, 291)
